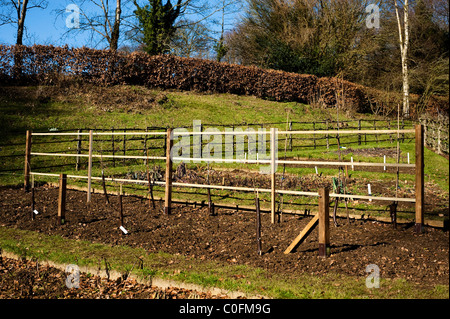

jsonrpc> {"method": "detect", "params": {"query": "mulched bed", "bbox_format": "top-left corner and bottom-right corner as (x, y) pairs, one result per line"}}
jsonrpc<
(0, 186), (448, 291)
(0, 255), (230, 299)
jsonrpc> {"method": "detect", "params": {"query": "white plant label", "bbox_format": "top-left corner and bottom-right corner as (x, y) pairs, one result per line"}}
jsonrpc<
(119, 225), (128, 234)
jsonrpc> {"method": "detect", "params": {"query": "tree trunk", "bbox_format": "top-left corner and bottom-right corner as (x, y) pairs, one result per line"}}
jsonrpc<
(394, 0), (410, 118)
(402, 56), (410, 118)
(110, 0), (122, 51)
(14, 0), (29, 80)
(16, 0), (29, 45)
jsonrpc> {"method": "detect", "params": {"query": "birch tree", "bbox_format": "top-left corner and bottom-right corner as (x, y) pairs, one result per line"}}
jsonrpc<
(394, 0), (410, 118)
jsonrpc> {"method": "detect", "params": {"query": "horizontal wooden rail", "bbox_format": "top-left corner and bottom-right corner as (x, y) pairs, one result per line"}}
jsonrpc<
(31, 132), (167, 136)
(31, 153), (415, 168)
(277, 129), (416, 135)
(30, 152), (415, 168)
(30, 129), (415, 137)
(31, 152), (166, 160)
(277, 160), (415, 168)
(168, 129), (416, 136)
(30, 172), (416, 203)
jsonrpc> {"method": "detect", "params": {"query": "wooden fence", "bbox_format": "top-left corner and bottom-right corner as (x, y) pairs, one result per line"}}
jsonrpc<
(419, 114), (449, 156)
(23, 125), (428, 257)
(24, 125), (423, 225)
(2, 119), (414, 175)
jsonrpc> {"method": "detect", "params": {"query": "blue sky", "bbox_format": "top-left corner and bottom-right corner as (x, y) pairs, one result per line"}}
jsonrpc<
(0, 0), (242, 48)
(0, 1), (77, 46)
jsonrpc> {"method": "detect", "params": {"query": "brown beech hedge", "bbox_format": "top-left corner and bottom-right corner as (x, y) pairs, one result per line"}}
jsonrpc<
(0, 45), (446, 115)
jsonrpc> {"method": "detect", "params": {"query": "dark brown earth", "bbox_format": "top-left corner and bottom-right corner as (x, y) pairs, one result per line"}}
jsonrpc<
(0, 185), (448, 291)
(129, 165), (448, 217)
(0, 255), (230, 299)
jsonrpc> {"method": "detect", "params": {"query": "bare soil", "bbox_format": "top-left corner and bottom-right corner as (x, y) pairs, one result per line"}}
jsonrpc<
(127, 165), (448, 217)
(0, 185), (448, 292)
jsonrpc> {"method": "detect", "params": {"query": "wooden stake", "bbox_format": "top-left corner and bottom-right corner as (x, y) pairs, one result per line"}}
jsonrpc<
(207, 163), (214, 216)
(24, 130), (32, 192)
(255, 196), (262, 255)
(164, 128), (173, 215)
(123, 129), (126, 165)
(415, 124), (424, 233)
(111, 127), (116, 168)
(318, 187), (330, 258)
(58, 173), (67, 225)
(101, 170), (110, 204)
(390, 202), (398, 230)
(207, 189), (214, 215)
(147, 171), (156, 209)
(31, 187), (35, 221)
(119, 194), (124, 227)
(87, 130), (93, 203)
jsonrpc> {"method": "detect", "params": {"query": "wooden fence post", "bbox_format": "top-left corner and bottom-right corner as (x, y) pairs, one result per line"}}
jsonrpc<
(111, 127), (115, 168)
(313, 122), (316, 149)
(415, 124), (424, 233)
(358, 120), (361, 145)
(144, 127), (148, 166)
(270, 128), (277, 224)
(326, 120), (330, 150)
(123, 129), (127, 165)
(289, 121), (293, 151)
(76, 129), (82, 171)
(388, 121), (392, 143)
(58, 173), (67, 225)
(87, 130), (93, 203)
(164, 128), (173, 215)
(24, 130), (32, 192)
(318, 187), (330, 258)
(374, 121), (378, 144)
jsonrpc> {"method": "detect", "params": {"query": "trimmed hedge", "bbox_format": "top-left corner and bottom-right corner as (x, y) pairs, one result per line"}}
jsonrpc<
(0, 45), (447, 115)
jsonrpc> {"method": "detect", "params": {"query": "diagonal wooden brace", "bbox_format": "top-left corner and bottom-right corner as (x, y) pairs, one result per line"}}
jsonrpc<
(284, 214), (319, 254)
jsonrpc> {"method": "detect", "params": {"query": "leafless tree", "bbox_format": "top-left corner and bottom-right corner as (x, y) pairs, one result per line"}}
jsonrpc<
(0, 0), (48, 45)
(57, 0), (126, 50)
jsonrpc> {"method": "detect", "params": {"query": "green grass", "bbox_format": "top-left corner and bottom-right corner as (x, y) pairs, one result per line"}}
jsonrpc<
(0, 226), (447, 299)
